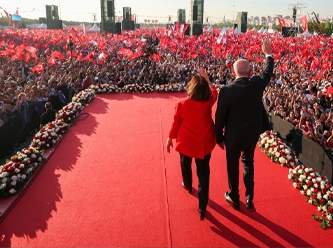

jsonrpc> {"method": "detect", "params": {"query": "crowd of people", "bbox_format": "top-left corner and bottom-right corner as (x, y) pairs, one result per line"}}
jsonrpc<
(0, 27), (333, 153)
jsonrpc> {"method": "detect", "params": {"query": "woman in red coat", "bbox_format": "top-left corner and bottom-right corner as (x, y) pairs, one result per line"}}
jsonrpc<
(166, 68), (217, 220)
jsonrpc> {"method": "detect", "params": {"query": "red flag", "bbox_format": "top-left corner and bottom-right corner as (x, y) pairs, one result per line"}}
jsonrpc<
(3, 9), (13, 26)
(25, 46), (37, 54)
(48, 57), (56, 66)
(118, 48), (133, 58)
(24, 53), (31, 62)
(277, 17), (286, 32)
(314, 71), (323, 80)
(175, 22), (180, 32)
(299, 15), (308, 33)
(45, 48), (50, 56)
(51, 51), (66, 60)
(31, 62), (44, 74)
(280, 64), (289, 73)
(151, 53), (161, 62)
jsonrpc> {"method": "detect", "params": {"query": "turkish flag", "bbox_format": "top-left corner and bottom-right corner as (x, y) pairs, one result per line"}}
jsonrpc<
(31, 62), (44, 74)
(299, 15), (308, 33)
(277, 17), (286, 32)
(25, 46), (37, 54)
(280, 64), (289, 73)
(48, 57), (56, 66)
(51, 51), (66, 60)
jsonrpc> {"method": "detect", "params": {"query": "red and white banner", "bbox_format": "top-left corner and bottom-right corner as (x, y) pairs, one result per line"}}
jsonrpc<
(299, 15), (308, 33)
(277, 17), (286, 32)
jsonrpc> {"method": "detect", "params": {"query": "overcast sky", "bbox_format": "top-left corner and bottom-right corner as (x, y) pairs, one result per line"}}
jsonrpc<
(1, 0), (332, 22)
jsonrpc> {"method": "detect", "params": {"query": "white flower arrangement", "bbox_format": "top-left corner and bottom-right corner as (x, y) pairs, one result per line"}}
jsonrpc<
(258, 130), (297, 167)
(156, 83), (186, 93)
(56, 102), (84, 123)
(72, 89), (95, 106)
(90, 84), (121, 94)
(288, 165), (333, 229)
(31, 119), (69, 150)
(0, 147), (44, 197)
(122, 83), (155, 93)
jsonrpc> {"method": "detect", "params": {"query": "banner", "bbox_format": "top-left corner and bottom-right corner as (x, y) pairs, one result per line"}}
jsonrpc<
(3, 9), (13, 26)
(277, 17), (286, 32)
(299, 15), (308, 33)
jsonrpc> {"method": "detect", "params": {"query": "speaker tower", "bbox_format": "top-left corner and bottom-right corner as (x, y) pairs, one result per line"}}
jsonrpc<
(236, 12), (247, 33)
(190, 0), (204, 36)
(101, 0), (115, 33)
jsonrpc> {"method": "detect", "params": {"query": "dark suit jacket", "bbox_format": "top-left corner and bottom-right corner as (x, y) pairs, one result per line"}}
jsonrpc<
(215, 56), (274, 150)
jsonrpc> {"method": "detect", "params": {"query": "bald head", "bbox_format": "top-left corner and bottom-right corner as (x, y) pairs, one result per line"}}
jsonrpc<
(233, 59), (251, 78)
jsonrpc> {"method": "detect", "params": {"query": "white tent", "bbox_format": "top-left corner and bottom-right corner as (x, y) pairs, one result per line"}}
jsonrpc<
(233, 27), (243, 34)
(251, 27), (257, 31)
(88, 24), (100, 32)
(302, 30), (313, 36)
(258, 27), (265, 33)
(37, 23), (47, 29)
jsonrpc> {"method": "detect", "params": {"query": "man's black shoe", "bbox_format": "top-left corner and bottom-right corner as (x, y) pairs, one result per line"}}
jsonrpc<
(224, 192), (239, 210)
(246, 200), (256, 212)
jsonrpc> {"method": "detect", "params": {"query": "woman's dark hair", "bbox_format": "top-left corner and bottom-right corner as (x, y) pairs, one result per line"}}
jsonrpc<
(187, 75), (211, 101)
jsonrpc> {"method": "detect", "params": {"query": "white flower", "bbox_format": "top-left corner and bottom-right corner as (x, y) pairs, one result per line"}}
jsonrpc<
(322, 206), (327, 211)
(11, 181), (16, 186)
(0, 183), (6, 189)
(324, 194), (329, 200)
(328, 215), (332, 221)
(300, 190), (305, 195)
(318, 206), (322, 211)
(21, 174), (27, 180)
(278, 157), (286, 164)
(303, 185), (308, 190)
(317, 193), (322, 200)
(293, 182), (297, 188)
(9, 189), (16, 194)
(14, 168), (20, 173)
(0, 172), (8, 178)
(306, 189), (312, 196)
(2, 178), (8, 183)
(287, 174), (292, 180)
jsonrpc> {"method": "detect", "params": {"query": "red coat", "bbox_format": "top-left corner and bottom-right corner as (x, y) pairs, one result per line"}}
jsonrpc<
(168, 86), (217, 159)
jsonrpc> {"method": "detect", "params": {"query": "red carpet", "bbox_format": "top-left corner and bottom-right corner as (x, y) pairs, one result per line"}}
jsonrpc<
(0, 93), (332, 247)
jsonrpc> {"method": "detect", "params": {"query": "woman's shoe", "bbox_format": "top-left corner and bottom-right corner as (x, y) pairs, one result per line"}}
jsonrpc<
(182, 182), (192, 194)
(198, 209), (206, 220)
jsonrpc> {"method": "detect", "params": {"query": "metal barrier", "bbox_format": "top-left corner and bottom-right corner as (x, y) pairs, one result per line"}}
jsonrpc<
(268, 111), (333, 182)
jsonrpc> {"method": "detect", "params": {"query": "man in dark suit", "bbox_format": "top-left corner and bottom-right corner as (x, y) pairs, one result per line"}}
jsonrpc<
(215, 39), (274, 212)
(40, 102), (57, 129)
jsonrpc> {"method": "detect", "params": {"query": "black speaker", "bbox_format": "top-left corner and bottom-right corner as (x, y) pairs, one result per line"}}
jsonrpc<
(39, 17), (46, 24)
(237, 12), (247, 33)
(282, 27), (298, 37)
(122, 20), (132, 30)
(191, 23), (202, 35)
(107, 0), (113, 17)
(193, 5), (198, 21)
(123, 7), (131, 21)
(53, 20), (62, 29)
(115, 22), (121, 34)
(104, 21), (114, 33)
